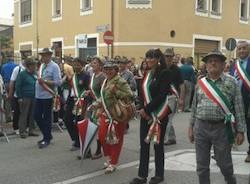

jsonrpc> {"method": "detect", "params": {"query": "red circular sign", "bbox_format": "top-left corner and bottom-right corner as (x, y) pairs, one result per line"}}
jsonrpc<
(103, 31), (114, 45)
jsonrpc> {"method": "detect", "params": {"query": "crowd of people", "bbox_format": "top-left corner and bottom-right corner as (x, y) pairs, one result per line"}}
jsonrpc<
(0, 40), (249, 184)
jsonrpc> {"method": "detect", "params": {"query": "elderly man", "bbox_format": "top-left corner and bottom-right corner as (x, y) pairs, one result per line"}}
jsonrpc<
(230, 41), (250, 163)
(34, 48), (62, 149)
(188, 49), (245, 184)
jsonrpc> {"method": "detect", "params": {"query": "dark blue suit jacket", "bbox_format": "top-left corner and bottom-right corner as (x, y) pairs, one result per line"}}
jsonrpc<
(230, 57), (250, 112)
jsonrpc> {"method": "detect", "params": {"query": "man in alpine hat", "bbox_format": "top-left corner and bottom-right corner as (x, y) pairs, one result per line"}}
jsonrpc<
(188, 49), (246, 184)
(34, 48), (62, 149)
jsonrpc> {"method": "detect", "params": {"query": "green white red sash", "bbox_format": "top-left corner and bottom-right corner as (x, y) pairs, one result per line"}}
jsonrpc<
(142, 71), (170, 120)
(142, 70), (170, 144)
(89, 74), (100, 100)
(198, 77), (235, 144)
(72, 74), (85, 106)
(235, 61), (250, 92)
(38, 63), (55, 96)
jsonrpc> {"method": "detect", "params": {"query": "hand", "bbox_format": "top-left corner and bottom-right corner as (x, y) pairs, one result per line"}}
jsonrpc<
(178, 98), (184, 112)
(235, 132), (244, 145)
(110, 84), (117, 93)
(188, 126), (194, 143)
(138, 109), (151, 120)
(18, 98), (23, 103)
(84, 90), (91, 96)
(38, 78), (44, 84)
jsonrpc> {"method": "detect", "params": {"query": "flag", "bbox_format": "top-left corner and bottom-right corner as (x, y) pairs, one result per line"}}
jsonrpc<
(77, 118), (98, 158)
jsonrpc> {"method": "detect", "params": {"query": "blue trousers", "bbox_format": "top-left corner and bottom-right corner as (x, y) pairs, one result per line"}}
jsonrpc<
(34, 98), (53, 142)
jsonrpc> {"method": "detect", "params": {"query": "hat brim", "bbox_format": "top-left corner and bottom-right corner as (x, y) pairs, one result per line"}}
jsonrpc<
(38, 51), (53, 55)
(202, 54), (226, 63)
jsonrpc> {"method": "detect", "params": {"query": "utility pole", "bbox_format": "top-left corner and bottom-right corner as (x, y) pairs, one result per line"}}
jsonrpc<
(111, 0), (114, 58)
(36, 0), (39, 58)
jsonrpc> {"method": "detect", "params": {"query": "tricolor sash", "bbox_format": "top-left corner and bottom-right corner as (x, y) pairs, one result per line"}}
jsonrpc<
(235, 61), (250, 92)
(142, 71), (170, 144)
(100, 79), (119, 145)
(142, 71), (170, 120)
(198, 77), (236, 144)
(72, 74), (86, 115)
(89, 74), (100, 100)
(38, 63), (55, 96)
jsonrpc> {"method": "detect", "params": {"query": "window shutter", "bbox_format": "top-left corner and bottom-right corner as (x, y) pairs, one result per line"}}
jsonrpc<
(21, 0), (31, 22)
(83, 0), (91, 9)
(128, 0), (150, 4)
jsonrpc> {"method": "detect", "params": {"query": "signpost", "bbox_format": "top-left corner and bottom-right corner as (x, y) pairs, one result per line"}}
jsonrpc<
(103, 31), (114, 57)
(225, 38), (237, 59)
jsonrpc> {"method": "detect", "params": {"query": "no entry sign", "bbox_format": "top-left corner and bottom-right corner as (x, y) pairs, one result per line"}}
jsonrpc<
(103, 31), (114, 45)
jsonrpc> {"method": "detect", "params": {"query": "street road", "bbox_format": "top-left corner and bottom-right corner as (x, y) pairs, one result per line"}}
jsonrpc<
(0, 112), (249, 184)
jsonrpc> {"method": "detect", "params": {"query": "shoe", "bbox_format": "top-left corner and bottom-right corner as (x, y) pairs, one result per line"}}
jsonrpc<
(70, 146), (80, 151)
(164, 139), (176, 145)
(28, 132), (39, 137)
(14, 130), (20, 135)
(104, 164), (116, 174)
(91, 153), (102, 160)
(149, 176), (164, 184)
(130, 177), (147, 184)
(20, 134), (27, 139)
(38, 141), (50, 149)
(37, 139), (44, 145)
(102, 161), (110, 169)
(245, 154), (250, 162)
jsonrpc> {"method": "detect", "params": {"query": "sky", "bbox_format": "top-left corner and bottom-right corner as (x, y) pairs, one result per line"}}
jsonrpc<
(0, 0), (14, 19)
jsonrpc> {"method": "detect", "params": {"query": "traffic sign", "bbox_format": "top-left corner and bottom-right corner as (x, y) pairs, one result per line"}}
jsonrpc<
(103, 31), (114, 45)
(225, 38), (237, 51)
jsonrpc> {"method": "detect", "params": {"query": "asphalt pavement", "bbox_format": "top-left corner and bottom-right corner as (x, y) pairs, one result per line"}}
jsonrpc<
(0, 112), (249, 184)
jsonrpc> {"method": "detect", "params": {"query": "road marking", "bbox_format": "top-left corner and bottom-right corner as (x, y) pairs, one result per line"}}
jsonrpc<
(52, 149), (249, 184)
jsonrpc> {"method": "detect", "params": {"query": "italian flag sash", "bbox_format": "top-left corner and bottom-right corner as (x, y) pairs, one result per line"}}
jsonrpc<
(235, 61), (250, 92)
(100, 79), (118, 145)
(142, 71), (170, 144)
(38, 63), (55, 96)
(89, 74), (100, 100)
(72, 74), (85, 107)
(198, 77), (236, 144)
(142, 71), (170, 120)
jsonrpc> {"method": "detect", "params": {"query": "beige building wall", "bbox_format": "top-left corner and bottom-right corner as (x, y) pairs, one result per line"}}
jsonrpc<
(14, 0), (250, 65)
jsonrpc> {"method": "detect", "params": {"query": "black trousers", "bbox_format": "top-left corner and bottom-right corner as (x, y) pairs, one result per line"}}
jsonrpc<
(12, 97), (20, 130)
(138, 117), (168, 178)
(64, 97), (82, 147)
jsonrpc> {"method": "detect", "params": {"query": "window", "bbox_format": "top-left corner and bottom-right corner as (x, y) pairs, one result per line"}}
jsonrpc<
(78, 37), (97, 60)
(211, 0), (220, 15)
(81, 0), (91, 11)
(20, 0), (31, 24)
(128, 0), (150, 4)
(53, 0), (61, 18)
(197, 0), (208, 12)
(240, 0), (248, 21)
(126, 0), (152, 9)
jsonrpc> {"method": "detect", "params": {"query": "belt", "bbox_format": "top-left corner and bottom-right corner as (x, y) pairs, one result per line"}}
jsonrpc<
(198, 119), (224, 124)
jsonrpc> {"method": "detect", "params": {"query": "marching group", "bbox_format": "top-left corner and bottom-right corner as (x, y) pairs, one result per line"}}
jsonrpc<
(0, 40), (249, 184)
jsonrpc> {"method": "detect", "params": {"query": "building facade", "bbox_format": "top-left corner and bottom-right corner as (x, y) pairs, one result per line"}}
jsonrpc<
(14, 0), (250, 65)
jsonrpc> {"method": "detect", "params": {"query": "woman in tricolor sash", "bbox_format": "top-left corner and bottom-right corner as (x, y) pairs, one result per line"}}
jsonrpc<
(95, 60), (134, 174)
(130, 49), (172, 184)
(86, 57), (106, 159)
(64, 58), (90, 151)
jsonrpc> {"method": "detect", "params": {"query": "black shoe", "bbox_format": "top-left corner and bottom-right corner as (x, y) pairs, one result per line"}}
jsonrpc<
(149, 176), (164, 184)
(37, 139), (44, 145)
(28, 132), (39, 137)
(20, 134), (27, 139)
(130, 177), (147, 184)
(38, 141), (50, 149)
(164, 139), (176, 146)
